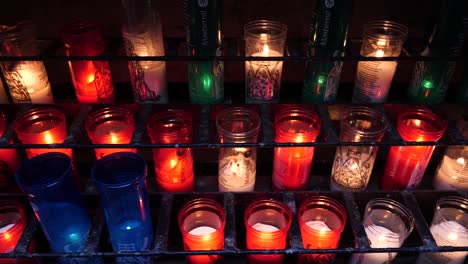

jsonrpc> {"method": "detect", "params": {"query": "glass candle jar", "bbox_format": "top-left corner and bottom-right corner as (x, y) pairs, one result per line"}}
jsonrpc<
(0, 200), (26, 253)
(298, 196), (347, 264)
(350, 198), (414, 264)
(245, 199), (292, 264)
(178, 198), (225, 264)
(14, 107), (72, 159)
(91, 152), (153, 263)
(245, 20), (287, 103)
(0, 22), (54, 104)
(60, 21), (115, 104)
(273, 107), (322, 190)
(381, 107), (447, 190)
(16, 152), (91, 254)
(147, 109), (194, 192)
(122, 0), (168, 103)
(85, 107), (136, 160)
(433, 120), (468, 190)
(0, 111), (19, 190)
(352, 21), (408, 103)
(330, 106), (387, 191)
(0, 78), (8, 103)
(216, 107), (261, 192)
(416, 196), (468, 264)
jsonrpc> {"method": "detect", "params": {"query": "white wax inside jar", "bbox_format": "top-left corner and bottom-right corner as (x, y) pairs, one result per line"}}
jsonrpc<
(0, 223), (15, 233)
(252, 222), (279, 232)
(434, 155), (468, 191)
(218, 151), (256, 192)
(305, 220), (332, 232)
(189, 226), (217, 236)
(16, 62), (54, 104)
(350, 225), (401, 264)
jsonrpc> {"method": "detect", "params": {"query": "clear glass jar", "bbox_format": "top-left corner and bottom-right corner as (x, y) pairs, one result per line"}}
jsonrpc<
(178, 198), (225, 264)
(216, 107), (260, 192)
(353, 20), (408, 103)
(331, 106), (387, 191)
(122, 0), (168, 103)
(245, 20), (287, 103)
(351, 198), (414, 264)
(244, 199), (292, 264)
(147, 109), (194, 192)
(381, 107), (447, 190)
(273, 107), (321, 190)
(0, 22), (54, 104)
(416, 196), (468, 264)
(85, 107), (136, 159)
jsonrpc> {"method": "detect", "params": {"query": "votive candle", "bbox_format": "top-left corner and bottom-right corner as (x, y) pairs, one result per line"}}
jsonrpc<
(0, 200), (26, 254)
(178, 198), (225, 264)
(0, 111), (19, 190)
(245, 199), (292, 264)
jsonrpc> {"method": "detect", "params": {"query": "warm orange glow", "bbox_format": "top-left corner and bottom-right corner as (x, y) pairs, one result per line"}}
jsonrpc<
(87, 74), (95, 84)
(262, 44), (270, 56)
(375, 49), (385, 57)
(110, 134), (118, 144)
(44, 132), (54, 144)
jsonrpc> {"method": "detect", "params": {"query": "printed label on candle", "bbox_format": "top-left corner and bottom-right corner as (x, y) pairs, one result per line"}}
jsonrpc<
(219, 148), (256, 192)
(406, 148), (432, 188)
(305, 220), (332, 232)
(252, 223), (279, 232)
(189, 226), (217, 236)
(434, 154), (468, 191)
(354, 60), (397, 102)
(331, 146), (376, 190)
(246, 49), (283, 102)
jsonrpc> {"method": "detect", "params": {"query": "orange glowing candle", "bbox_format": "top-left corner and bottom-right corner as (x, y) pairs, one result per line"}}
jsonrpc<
(272, 107), (321, 190)
(245, 199), (292, 264)
(0, 200), (26, 254)
(298, 196), (347, 264)
(147, 110), (194, 192)
(13, 107), (72, 159)
(86, 107), (136, 160)
(178, 198), (225, 264)
(0, 111), (19, 190)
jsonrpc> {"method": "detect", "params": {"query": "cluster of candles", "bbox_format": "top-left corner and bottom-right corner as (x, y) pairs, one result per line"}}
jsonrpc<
(1, 104), (465, 193)
(0, 17), (446, 105)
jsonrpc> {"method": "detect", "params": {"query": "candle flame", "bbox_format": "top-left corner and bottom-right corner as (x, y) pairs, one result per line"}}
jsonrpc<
(3, 232), (10, 241)
(262, 44), (270, 57)
(234, 147), (248, 153)
(414, 120), (421, 127)
(456, 157), (465, 165)
(44, 133), (53, 144)
(377, 39), (387, 46)
(296, 134), (304, 143)
(87, 74), (95, 84)
(448, 232), (458, 241)
(170, 159), (177, 168)
(375, 49), (385, 58)
(260, 33), (268, 40)
(111, 134), (118, 144)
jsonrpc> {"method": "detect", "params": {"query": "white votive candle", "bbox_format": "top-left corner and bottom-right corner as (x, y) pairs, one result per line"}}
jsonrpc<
(189, 226), (217, 236)
(252, 223), (279, 232)
(351, 225), (401, 264)
(218, 151), (256, 192)
(306, 220), (332, 232)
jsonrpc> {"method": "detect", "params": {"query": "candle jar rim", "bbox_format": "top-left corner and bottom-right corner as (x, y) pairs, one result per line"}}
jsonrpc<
(216, 107), (261, 142)
(244, 20), (288, 41)
(91, 152), (146, 189)
(85, 106), (134, 142)
(365, 198), (415, 236)
(0, 21), (35, 41)
(397, 107), (447, 142)
(299, 196), (347, 236)
(14, 107), (66, 137)
(363, 20), (408, 42)
(244, 199), (292, 235)
(0, 200), (26, 253)
(341, 106), (387, 141)
(435, 196), (468, 223)
(147, 109), (192, 143)
(16, 152), (72, 190)
(60, 20), (106, 55)
(178, 198), (226, 238)
(275, 107), (322, 141)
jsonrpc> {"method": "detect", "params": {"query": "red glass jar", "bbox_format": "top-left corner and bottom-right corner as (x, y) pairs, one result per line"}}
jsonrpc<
(273, 107), (322, 190)
(60, 21), (115, 104)
(245, 199), (292, 264)
(85, 107), (136, 160)
(381, 107), (447, 190)
(147, 110), (194, 192)
(0, 200), (27, 253)
(178, 198), (225, 264)
(13, 107), (71, 158)
(298, 196), (347, 264)
(0, 112), (18, 190)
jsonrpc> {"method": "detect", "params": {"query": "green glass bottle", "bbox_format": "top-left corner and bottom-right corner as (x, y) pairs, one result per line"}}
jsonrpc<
(184, 0), (224, 103)
(303, 0), (353, 103)
(408, 0), (466, 104)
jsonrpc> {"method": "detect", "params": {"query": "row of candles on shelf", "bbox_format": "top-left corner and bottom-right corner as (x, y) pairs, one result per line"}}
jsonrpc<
(2, 153), (468, 264)
(0, 105), (466, 193)
(0, 17), (461, 105)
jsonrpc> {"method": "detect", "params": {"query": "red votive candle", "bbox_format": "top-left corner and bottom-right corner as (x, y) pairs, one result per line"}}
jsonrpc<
(381, 107), (447, 190)
(0, 112), (19, 190)
(178, 198), (225, 264)
(85, 107), (136, 160)
(0, 200), (26, 254)
(14, 107), (71, 158)
(245, 199), (292, 264)
(60, 20), (115, 104)
(147, 110), (194, 192)
(298, 196), (347, 264)
(273, 107), (322, 190)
